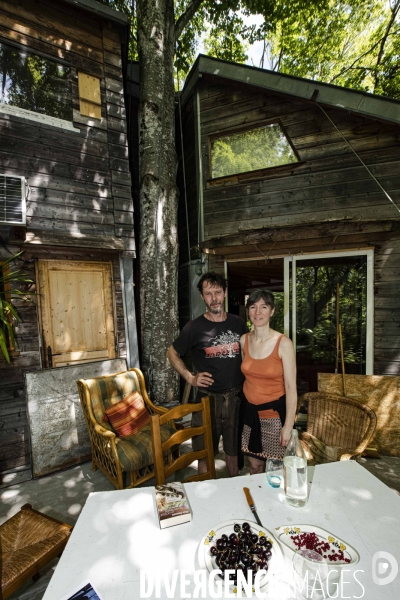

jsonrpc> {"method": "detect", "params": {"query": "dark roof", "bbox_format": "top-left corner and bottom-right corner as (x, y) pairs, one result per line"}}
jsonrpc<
(61, 0), (129, 26)
(181, 54), (400, 125)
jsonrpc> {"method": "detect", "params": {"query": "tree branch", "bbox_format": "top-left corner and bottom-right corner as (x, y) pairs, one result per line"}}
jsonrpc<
(175, 0), (205, 42)
(374, 0), (400, 89)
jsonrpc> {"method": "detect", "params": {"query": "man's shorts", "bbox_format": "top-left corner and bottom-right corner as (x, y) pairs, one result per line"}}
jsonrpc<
(191, 387), (242, 457)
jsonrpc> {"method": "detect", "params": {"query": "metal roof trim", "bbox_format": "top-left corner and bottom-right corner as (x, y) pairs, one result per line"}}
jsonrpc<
(61, 0), (129, 25)
(181, 55), (400, 125)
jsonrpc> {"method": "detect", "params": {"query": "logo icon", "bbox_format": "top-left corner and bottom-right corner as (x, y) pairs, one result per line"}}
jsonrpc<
(372, 551), (398, 586)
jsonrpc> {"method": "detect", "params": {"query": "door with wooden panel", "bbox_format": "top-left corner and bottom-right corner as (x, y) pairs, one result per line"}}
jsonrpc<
(37, 260), (116, 367)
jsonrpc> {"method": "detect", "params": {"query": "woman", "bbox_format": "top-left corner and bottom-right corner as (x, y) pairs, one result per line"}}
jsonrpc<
(240, 289), (297, 474)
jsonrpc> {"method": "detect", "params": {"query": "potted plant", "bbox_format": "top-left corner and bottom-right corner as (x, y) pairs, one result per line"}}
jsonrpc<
(0, 252), (32, 363)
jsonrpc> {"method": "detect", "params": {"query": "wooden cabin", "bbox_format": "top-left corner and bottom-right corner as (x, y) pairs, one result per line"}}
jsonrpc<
(0, 0), (139, 482)
(176, 55), (400, 394)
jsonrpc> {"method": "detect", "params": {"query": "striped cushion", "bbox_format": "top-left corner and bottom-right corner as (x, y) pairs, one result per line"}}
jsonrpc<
(117, 423), (176, 472)
(103, 391), (150, 437)
(87, 371), (140, 431)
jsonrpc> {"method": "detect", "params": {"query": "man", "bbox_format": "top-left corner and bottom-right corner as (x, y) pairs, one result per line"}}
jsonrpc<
(166, 272), (247, 477)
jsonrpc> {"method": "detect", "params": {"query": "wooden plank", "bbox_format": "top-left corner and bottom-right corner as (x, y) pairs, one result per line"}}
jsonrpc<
(105, 78), (124, 95)
(107, 116), (128, 133)
(0, 0), (103, 49)
(24, 230), (129, 250)
(107, 103), (126, 120)
(103, 49), (122, 69)
(26, 202), (115, 225)
(0, 151), (110, 185)
(0, 8), (104, 61)
(1, 134), (110, 171)
(0, 117), (109, 158)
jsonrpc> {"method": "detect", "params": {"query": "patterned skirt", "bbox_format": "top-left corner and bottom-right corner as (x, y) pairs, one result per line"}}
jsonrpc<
(241, 417), (285, 461)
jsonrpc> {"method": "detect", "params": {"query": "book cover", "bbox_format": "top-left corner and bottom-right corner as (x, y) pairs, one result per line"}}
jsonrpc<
(155, 482), (191, 529)
(59, 581), (104, 600)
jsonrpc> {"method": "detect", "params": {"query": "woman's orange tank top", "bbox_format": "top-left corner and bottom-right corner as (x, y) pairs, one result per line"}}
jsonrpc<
(241, 333), (285, 419)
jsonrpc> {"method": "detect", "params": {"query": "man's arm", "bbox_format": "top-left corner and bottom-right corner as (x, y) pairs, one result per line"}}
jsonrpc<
(166, 345), (214, 388)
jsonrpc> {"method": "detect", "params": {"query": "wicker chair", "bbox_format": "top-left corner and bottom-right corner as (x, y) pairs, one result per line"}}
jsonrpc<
(150, 397), (216, 485)
(77, 367), (176, 490)
(0, 504), (72, 599)
(297, 392), (377, 463)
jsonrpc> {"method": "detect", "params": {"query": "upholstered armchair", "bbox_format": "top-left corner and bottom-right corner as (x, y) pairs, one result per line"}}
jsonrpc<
(77, 368), (176, 489)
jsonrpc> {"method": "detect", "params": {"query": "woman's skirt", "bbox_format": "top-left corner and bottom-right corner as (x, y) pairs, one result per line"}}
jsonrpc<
(241, 417), (285, 460)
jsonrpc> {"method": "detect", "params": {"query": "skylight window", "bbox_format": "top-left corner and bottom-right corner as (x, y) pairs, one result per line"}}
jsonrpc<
(210, 123), (298, 179)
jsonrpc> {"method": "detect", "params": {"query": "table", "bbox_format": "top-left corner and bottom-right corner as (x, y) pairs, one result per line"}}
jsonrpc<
(43, 462), (399, 600)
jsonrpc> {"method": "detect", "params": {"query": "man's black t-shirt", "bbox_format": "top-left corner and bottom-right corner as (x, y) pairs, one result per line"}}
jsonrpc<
(172, 314), (248, 394)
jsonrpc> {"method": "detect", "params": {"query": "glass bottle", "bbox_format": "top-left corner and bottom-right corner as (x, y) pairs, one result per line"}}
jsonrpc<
(283, 429), (308, 507)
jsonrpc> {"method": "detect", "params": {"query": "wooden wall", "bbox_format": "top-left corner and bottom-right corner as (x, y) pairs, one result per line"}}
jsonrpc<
(177, 74), (400, 379)
(0, 0), (134, 251)
(374, 236), (400, 375)
(0, 246), (125, 482)
(197, 76), (400, 239)
(0, 0), (135, 484)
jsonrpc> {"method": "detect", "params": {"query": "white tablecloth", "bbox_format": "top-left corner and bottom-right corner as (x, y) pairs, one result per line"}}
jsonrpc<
(43, 461), (400, 600)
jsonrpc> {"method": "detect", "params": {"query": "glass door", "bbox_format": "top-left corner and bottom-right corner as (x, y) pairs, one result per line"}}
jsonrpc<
(284, 250), (373, 394)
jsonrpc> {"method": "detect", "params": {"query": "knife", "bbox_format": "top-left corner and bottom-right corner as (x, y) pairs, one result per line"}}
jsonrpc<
(243, 487), (264, 528)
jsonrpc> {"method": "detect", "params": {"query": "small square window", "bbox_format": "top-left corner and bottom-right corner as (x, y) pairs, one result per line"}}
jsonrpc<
(210, 123), (299, 179)
(0, 40), (72, 120)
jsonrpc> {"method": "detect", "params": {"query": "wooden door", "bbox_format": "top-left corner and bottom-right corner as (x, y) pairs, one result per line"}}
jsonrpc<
(37, 260), (116, 367)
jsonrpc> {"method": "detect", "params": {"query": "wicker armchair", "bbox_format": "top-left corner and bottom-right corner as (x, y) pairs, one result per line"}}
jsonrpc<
(297, 392), (377, 463)
(77, 368), (176, 490)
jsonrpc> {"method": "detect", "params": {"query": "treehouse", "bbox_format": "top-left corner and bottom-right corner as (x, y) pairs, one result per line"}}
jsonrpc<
(0, 0), (139, 483)
(176, 55), (400, 399)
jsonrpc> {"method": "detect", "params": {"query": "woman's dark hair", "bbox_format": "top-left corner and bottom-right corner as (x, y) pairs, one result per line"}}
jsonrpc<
(197, 271), (227, 293)
(246, 289), (275, 309)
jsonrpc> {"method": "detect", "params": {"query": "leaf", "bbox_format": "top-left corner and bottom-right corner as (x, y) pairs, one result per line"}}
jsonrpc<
(0, 329), (11, 363)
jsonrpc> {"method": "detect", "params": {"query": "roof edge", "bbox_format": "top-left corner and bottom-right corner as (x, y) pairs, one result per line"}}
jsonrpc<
(61, 0), (129, 25)
(181, 54), (400, 125)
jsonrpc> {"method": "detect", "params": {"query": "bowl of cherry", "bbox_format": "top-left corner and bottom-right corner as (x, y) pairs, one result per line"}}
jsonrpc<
(199, 520), (282, 591)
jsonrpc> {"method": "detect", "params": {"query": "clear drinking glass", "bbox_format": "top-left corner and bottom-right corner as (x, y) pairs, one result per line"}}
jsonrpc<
(266, 458), (283, 488)
(293, 549), (328, 600)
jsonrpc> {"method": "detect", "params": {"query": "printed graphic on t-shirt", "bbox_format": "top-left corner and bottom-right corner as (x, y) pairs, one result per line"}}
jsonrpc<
(204, 330), (241, 358)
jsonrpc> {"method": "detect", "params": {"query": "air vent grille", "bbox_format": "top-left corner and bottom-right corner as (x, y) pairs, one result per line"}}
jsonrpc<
(0, 174), (26, 225)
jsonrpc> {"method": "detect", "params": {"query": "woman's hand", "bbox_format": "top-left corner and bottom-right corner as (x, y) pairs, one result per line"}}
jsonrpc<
(280, 423), (293, 447)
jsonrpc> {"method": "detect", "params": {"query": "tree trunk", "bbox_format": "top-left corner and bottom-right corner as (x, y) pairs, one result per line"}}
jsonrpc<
(136, 0), (179, 403)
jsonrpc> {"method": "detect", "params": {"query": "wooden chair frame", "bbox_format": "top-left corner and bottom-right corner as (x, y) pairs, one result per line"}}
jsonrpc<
(77, 367), (174, 490)
(150, 397), (216, 485)
(297, 392), (377, 461)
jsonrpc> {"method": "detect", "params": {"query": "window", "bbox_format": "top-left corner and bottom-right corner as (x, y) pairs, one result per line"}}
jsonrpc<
(210, 123), (299, 179)
(0, 40), (72, 120)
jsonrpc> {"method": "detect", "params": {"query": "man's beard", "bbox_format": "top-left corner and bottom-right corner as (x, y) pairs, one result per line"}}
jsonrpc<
(208, 303), (222, 314)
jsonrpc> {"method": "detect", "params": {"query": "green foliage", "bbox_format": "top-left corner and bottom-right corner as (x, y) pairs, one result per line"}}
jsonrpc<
(262, 0), (400, 98)
(0, 253), (33, 363)
(295, 260), (367, 369)
(211, 124), (298, 178)
(97, 0), (400, 99)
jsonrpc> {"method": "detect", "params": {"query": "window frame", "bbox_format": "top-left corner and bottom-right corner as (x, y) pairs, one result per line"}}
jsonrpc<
(0, 37), (79, 132)
(208, 119), (301, 183)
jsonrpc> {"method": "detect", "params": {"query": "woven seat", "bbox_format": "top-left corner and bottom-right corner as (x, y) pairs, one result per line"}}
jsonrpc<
(0, 504), (72, 599)
(77, 368), (177, 489)
(297, 392), (377, 463)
